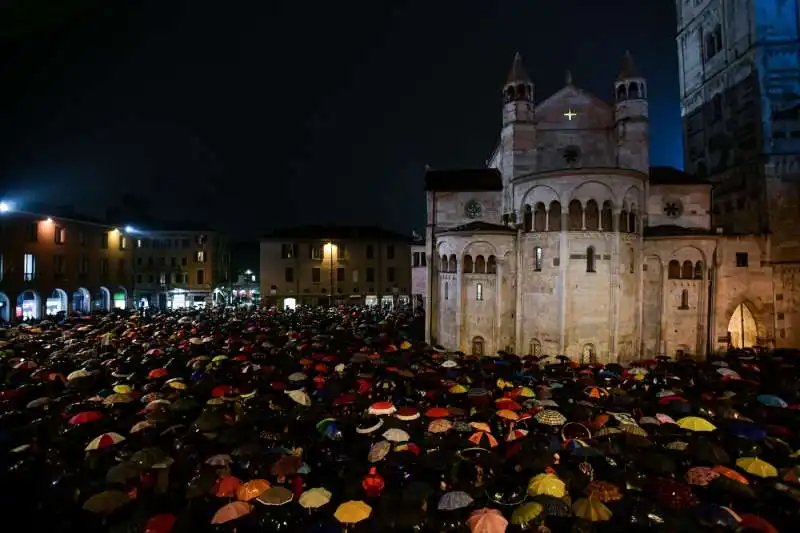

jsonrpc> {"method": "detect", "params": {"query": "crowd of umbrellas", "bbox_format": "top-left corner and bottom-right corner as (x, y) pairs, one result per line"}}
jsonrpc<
(1, 306), (799, 533)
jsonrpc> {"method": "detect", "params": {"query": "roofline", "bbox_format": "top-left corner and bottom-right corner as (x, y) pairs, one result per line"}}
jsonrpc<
(513, 166), (649, 182)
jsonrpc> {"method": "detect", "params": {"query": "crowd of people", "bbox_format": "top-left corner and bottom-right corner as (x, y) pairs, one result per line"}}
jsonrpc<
(0, 305), (798, 533)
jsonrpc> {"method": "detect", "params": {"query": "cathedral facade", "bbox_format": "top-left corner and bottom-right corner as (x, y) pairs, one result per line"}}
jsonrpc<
(423, 53), (786, 363)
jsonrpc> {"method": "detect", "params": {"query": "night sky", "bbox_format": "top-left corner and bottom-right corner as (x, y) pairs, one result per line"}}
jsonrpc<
(0, 0), (682, 239)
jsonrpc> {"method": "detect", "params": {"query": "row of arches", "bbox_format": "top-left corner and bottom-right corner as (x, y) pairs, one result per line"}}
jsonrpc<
(668, 260), (704, 280)
(440, 254), (498, 274)
(522, 200), (639, 233)
(0, 286), (128, 322)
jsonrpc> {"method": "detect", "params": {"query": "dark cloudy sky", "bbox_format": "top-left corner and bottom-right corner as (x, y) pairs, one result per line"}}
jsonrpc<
(0, 0), (682, 238)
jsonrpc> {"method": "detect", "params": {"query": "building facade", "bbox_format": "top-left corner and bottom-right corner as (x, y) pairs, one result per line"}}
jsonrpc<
(133, 230), (230, 309)
(675, 0), (800, 344)
(425, 53), (791, 361)
(260, 226), (412, 309)
(411, 241), (427, 309)
(0, 211), (134, 321)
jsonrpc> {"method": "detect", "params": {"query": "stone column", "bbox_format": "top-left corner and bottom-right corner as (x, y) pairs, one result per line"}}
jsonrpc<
(455, 269), (464, 352)
(660, 262), (669, 356)
(558, 209), (568, 353)
(515, 232), (524, 355)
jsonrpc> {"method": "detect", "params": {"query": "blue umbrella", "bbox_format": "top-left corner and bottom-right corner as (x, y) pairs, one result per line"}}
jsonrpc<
(757, 394), (787, 408)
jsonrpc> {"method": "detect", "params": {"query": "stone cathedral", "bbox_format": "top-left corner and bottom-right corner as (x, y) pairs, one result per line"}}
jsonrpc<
(423, 53), (792, 363)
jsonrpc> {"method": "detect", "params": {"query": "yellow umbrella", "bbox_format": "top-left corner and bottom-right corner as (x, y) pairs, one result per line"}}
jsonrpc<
(334, 500), (372, 530)
(299, 487), (332, 509)
(514, 386), (535, 398)
(104, 393), (134, 405)
(113, 384), (132, 394)
(449, 384), (468, 394)
(511, 502), (544, 526)
(527, 473), (566, 498)
(676, 416), (717, 432)
(572, 498), (612, 522)
(736, 457), (778, 478)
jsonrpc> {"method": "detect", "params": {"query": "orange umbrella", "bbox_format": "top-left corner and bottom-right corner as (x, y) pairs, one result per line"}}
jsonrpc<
(468, 431), (499, 448)
(214, 475), (243, 498)
(211, 501), (252, 524)
(496, 409), (519, 421)
(237, 479), (270, 501)
(467, 507), (508, 532)
(712, 466), (750, 485)
(425, 407), (450, 418)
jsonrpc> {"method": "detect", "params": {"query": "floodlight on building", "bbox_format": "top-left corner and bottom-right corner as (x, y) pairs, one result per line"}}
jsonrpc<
(44, 217), (53, 224)
(0, 201), (10, 213)
(124, 225), (135, 233)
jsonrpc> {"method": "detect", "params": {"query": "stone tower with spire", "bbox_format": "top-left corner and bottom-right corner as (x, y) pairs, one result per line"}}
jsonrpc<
(496, 52), (537, 217)
(613, 51), (649, 174)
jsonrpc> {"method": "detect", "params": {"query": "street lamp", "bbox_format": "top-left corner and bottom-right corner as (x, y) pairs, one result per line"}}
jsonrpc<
(0, 201), (10, 213)
(324, 242), (336, 307)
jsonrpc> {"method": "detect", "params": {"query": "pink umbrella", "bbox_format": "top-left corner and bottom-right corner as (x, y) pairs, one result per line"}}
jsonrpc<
(467, 508), (508, 533)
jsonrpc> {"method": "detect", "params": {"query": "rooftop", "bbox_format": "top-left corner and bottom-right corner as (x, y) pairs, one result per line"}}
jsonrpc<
(262, 225), (410, 241)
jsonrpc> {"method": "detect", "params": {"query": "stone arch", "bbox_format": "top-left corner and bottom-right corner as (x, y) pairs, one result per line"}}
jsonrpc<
(668, 245), (708, 268)
(568, 200), (583, 230)
(668, 260), (681, 279)
(45, 288), (69, 316)
(474, 255), (486, 274)
(462, 240), (499, 258)
(17, 290), (41, 320)
(619, 201), (629, 233)
(471, 336), (485, 356)
(567, 180), (617, 206)
(694, 261), (704, 280)
(448, 254), (458, 273)
(0, 292), (10, 322)
(97, 286), (111, 311)
(529, 338), (542, 357)
(533, 202), (547, 232)
(601, 200), (613, 231)
(629, 82), (640, 99)
(723, 297), (767, 348)
(727, 302), (758, 348)
(522, 204), (533, 232)
(519, 184), (561, 214)
(548, 201), (562, 231)
(585, 199), (600, 230)
(72, 287), (91, 313)
(440, 255), (448, 272)
(487, 255), (497, 274)
(113, 286), (128, 309)
(681, 260), (694, 280)
(463, 255), (474, 273)
(616, 84), (627, 101)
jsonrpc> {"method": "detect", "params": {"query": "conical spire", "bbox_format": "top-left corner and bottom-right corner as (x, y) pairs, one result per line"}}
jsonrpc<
(506, 52), (531, 85)
(617, 50), (639, 80)
(565, 69), (573, 86)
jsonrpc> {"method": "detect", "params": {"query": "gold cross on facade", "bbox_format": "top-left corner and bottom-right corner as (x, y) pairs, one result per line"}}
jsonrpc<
(564, 109), (577, 120)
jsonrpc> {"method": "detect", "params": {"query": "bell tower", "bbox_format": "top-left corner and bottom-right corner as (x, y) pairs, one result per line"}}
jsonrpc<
(499, 52), (537, 216)
(613, 51), (649, 173)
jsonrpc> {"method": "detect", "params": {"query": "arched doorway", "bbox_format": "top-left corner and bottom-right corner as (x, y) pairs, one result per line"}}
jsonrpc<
(113, 287), (128, 310)
(16, 290), (41, 320)
(728, 302), (757, 348)
(581, 344), (596, 365)
(0, 292), (10, 322)
(529, 338), (542, 357)
(95, 287), (111, 311)
(72, 287), (91, 313)
(46, 288), (69, 316)
(471, 336), (485, 356)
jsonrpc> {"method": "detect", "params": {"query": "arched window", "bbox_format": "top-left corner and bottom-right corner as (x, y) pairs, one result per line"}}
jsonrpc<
(476, 283), (483, 301)
(581, 344), (596, 364)
(533, 203), (547, 232)
(694, 261), (704, 280)
(629, 82), (640, 99)
(548, 201), (562, 231)
(616, 84), (627, 101)
(463, 255), (474, 273)
(440, 255), (448, 272)
(487, 255), (497, 274)
(668, 260), (681, 279)
(628, 211), (637, 233)
(585, 200), (599, 230)
(680, 289), (689, 309)
(586, 246), (596, 273)
(474, 255), (486, 274)
(444, 282), (449, 300)
(601, 201), (613, 231)
(619, 209), (629, 232)
(523, 205), (532, 232)
(568, 200), (583, 230)
(682, 260), (693, 279)
(448, 254), (458, 273)
(534, 246), (543, 271)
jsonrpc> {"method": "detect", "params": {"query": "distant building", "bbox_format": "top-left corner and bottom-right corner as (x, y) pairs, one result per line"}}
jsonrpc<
(0, 209), (134, 321)
(260, 226), (412, 309)
(132, 228), (231, 309)
(411, 238), (427, 308)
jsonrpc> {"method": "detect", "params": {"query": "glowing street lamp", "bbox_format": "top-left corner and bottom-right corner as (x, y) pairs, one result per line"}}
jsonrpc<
(44, 217), (53, 224)
(124, 225), (135, 233)
(0, 201), (10, 213)
(324, 242), (336, 306)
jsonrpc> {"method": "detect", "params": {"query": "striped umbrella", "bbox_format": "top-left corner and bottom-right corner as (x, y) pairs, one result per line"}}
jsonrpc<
(86, 432), (126, 451)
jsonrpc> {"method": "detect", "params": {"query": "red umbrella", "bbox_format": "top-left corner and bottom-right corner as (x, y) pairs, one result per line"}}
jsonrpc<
(646, 478), (698, 510)
(69, 411), (104, 425)
(144, 513), (177, 533)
